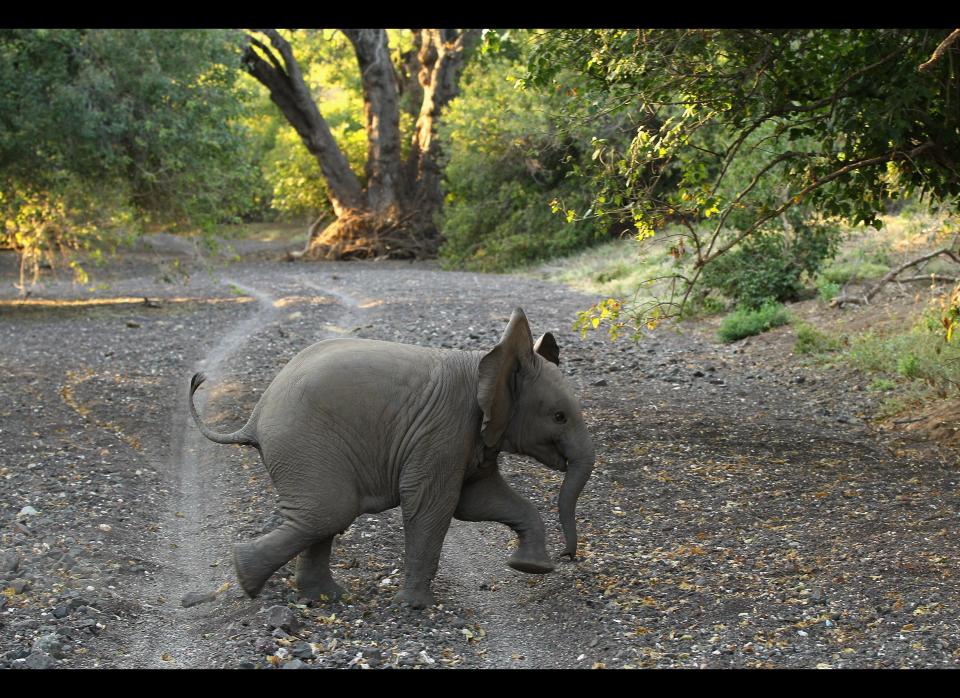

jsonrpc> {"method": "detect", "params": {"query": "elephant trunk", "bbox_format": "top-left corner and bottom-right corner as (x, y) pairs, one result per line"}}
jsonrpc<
(558, 442), (595, 560)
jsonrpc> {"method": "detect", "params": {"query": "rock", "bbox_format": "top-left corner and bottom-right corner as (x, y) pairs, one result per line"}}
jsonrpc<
(10, 578), (30, 594)
(18, 506), (38, 517)
(265, 605), (301, 633)
(255, 638), (276, 654)
(5, 647), (31, 661)
(33, 634), (64, 659)
(592, 379), (608, 387)
(23, 650), (57, 670)
(794, 376), (806, 384)
(282, 658), (306, 669)
(291, 641), (315, 660)
(0, 550), (19, 573)
(238, 661), (256, 669)
(126, 320), (141, 328)
(180, 591), (217, 608)
(67, 598), (89, 611)
(361, 648), (383, 667)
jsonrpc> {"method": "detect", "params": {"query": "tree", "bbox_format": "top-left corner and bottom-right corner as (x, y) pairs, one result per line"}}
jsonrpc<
(526, 29), (960, 338)
(0, 29), (258, 293)
(242, 28), (480, 259)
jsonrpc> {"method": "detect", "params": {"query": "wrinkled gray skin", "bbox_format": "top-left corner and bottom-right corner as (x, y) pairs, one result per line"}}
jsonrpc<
(189, 308), (595, 608)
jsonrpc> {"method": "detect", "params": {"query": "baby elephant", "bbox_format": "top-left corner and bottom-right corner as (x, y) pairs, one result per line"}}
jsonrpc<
(189, 307), (595, 608)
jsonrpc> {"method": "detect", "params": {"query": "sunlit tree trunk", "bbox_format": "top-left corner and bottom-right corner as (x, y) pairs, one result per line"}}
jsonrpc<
(243, 28), (479, 259)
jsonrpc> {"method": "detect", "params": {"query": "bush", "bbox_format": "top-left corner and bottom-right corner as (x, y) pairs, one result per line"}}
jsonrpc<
(701, 225), (841, 309)
(438, 42), (611, 271)
(815, 276), (841, 302)
(819, 261), (890, 285)
(717, 301), (790, 343)
(794, 322), (844, 354)
(847, 308), (960, 400)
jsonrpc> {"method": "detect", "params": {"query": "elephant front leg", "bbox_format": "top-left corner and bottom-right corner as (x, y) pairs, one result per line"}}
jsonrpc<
(454, 470), (554, 574)
(296, 537), (346, 602)
(396, 470), (460, 609)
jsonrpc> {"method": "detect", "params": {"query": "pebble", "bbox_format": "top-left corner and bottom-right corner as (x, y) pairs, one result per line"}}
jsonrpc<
(23, 650), (57, 669)
(181, 591), (217, 608)
(0, 550), (19, 573)
(282, 658), (306, 669)
(18, 506), (38, 517)
(266, 605), (302, 633)
(10, 578), (30, 594)
(291, 641), (315, 659)
(592, 379), (608, 387)
(33, 634), (64, 659)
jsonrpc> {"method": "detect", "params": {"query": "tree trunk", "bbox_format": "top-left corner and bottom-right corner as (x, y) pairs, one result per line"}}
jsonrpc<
(243, 30), (364, 218)
(244, 29), (478, 261)
(342, 29), (403, 215)
(407, 29), (481, 220)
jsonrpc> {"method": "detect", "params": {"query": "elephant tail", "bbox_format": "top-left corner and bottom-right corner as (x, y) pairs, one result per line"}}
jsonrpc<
(188, 372), (259, 447)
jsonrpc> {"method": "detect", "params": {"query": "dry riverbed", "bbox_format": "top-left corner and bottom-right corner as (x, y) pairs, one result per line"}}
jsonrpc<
(1, 246), (959, 669)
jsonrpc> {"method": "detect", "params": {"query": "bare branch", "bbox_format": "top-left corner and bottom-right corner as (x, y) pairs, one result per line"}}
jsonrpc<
(918, 29), (960, 72)
(704, 142), (936, 268)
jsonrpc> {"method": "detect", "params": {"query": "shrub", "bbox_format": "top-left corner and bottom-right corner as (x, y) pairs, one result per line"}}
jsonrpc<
(438, 42), (612, 271)
(717, 301), (790, 343)
(701, 225), (841, 309)
(794, 322), (844, 354)
(819, 261), (890, 285)
(815, 276), (841, 302)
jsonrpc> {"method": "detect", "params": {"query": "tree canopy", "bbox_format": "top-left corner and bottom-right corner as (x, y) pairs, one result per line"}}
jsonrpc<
(0, 29), (257, 290)
(525, 29), (960, 335)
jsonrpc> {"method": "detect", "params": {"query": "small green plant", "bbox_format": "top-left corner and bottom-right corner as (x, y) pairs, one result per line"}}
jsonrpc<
(819, 261), (890, 285)
(869, 378), (896, 391)
(794, 322), (844, 354)
(717, 301), (790, 343)
(897, 354), (922, 379)
(814, 276), (841, 302)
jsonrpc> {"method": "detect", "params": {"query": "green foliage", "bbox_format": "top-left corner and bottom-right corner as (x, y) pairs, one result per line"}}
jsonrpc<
(438, 34), (611, 271)
(815, 276), (842, 302)
(240, 30), (372, 221)
(869, 378), (896, 392)
(0, 29), (258, 291)
(794, 322), (844, 354)
(847, 308), (960, 401)
(819, 261), (891, 284)
(717, 301), (790, 343)
(701, 226), (841, 308)
(525, 29), (960, 335)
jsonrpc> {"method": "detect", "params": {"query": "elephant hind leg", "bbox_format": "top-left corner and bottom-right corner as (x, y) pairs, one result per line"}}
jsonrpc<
(295, 537), (346, 601)
(234, 520), (320, 598)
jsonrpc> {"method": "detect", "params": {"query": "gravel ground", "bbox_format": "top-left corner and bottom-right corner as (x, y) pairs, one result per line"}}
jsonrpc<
(1, 243), (959, 669)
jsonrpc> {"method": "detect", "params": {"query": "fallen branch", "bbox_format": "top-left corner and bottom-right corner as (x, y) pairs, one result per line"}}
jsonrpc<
(896, 274), (959, 284)
(831, 247), (960, 308)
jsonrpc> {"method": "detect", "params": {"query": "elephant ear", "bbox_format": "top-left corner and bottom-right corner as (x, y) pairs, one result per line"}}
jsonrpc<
(477, 308), (535, 447)
(533, 332), (560, 366)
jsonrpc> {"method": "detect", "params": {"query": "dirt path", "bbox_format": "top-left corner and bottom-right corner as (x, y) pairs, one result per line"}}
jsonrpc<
(2, 250), (960, 669)
(124, 278), (283, 668)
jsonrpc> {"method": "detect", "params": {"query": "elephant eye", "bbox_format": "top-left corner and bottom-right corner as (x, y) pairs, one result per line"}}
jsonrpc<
(553, 411), (567, 424)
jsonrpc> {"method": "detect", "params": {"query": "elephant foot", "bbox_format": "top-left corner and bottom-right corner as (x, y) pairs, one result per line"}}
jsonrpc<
(233, 542), (272, 598)
(507, 552), (555, 575)
(296, 575), (346, 602)
(393, 587), (436, 609)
